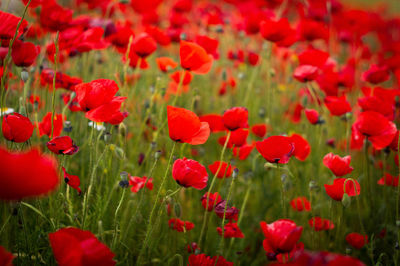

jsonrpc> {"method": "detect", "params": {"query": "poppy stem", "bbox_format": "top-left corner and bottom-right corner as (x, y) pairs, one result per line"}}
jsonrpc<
(137, 141), (177, 265)
(198, 130), (232, 248)
(217, 169), (237, 258)
(278, 164), (287, 217)
(50, 32), (59, 140)
(112, 187), (127, 250)
(171, 69), (185, 106)
(0, 0), (31, 131)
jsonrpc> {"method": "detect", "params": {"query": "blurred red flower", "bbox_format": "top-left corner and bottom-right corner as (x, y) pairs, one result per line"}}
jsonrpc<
(62, 167), (81, 195)
(172, 158), (208, 190)
(47, 136), (79, 155)
(2, 112), (33, 143)
(323, 153), (353, 177)
(256, 135), (294, 164)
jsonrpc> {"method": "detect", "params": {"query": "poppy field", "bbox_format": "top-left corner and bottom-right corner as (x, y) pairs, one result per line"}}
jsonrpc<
(1, 0), (400, 265)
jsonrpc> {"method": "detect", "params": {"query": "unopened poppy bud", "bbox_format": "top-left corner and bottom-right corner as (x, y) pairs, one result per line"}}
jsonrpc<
(232, 168), (239, 178)
(346, 248), (352, 254)
(138, 153), (145, 165)
(341, 193), (351, 207)
(151, 141), (157, 150)
(309, 180), (318, 190)
(345, 112), (352, 120)
(21, 69), (29, 83)
(104, 132), (112, 143)
(258, 107), (266, 118)
(144, 101), (150, 109)
(174, 202), (181, 218)
(118, 123), (127, 137)
(216, 25), (224, 33)
(150, 85), (155, 94)
(395, 242), (399, 250)
(396, 220), (400, 227)
(180, 33), (187, 40)
(120, 0), (129, 4)
(114, 147), (125, 159)
(119, 180), (129, 188)
(63, 121), (72, 132)
(155, 150), (161, 159)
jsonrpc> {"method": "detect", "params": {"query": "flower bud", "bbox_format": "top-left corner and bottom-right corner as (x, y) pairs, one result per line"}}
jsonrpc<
(341, 193), (351, 208)
(21, 69), (29, 83)
(232, 168), (239, 178)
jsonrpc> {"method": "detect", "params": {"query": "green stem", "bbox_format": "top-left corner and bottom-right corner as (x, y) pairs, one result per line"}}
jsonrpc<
(50, 32), (60, 140)
(136, 141), (177, 265)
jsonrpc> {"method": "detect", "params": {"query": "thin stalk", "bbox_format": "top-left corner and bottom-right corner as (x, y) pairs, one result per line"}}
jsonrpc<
(50, 32), (60, 139)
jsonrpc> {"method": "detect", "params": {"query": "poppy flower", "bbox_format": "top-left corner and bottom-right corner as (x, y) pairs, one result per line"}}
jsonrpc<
(377, 173), (399, 187)
(156, 57), (178, 72)
(304, 109), (322, 125)
(85, 96), (128, 124)
(62, 167), (81, 195)
(346, 233), (368, 249)
(233, 142), (255, 160)
(278, 250), (365, 266)
(195, 35), (219, 59)
(0, 11), (28, 43)
(167, 106), (210, 145)
(188, 254), (214, 266)
(38, 112), (64, 138)
(290, 197), (311, 212)
(222, 107), (248, 131)
(129, 175), (153, 193)
(0, 147), (59, 201)
(208, 161), (233, 178)
(40, 1), (73, 32)
(293, 65), (319, 82)
(260, 219), (303, 256)
(75, 79), (119, 112)
(256, 136), (295, 164)
(247, 51), (260, 66)
(49, 227), (116, 266)
(11, 40), (40, 67)
(132, 33), (157, 58)
(199, 114), (226, 132)
(352, 111), (397, 150)
(168, 218), (194, 232)
(180, 41), (213, 74)
(217, 222), (244, 238)
(47, 136), (79, 155)
(251, 124), (267, 138)
(260, 18), (292, 43)
(362, 65), (390, 84)
(201, 192), (222, 211)
(323, 153), (353, 177)
(40, 69), (82, 91)
(308, 217), (335, 231)
(214, 200), (239, 221)
(224, 128), (249, 147)
(2, 112), (33, 143)
(0, 245), (14, 266)
(298, 48), (329, 68)
(324, 96), (352, 116)
(170, 70), (192, 86)
(324, 178), (360, 201)
(172, 158), (208, 190)
(288, 134), (310, 161)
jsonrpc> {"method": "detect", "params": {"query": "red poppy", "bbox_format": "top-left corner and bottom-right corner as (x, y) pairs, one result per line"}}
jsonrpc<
(293, 65), (319, 82)
(49, 227), (116, 266)
(188, 254), (214, 266)
(324, 96), (352, 116)
(132, 33), (157, 58)
(247, 51), (259, 66)
(62, 167), (81, 195)
(208, 161), (233, 178)
(352, 111), (397, 150)
(288, 134), (310, 161)
(298, 48), (329, 68)
(346, 233), (368, 249)
(222, 107), (248, 131)
(0, 245), (14, 266)
(225, 128), (249, 147)
(199, 114), (226, 132)
(276, 250), (365, 266)
(377, 173), (399, 187)
(323, 153), (353, 177)
(11, 40), (40, 67)
(167, 106), (210, 145)
(168, 218), (194, 232)
(47, 136), (79, 155)
(214, 200), (239, 221)
(85, 96), (128, 124)
(40, 69), (82, 91)
(170, 70), (192, 85)
(260, 219), (303, 256)
(324, 178), (360, 201)
(129, 175), (153, 193)
(304, 109), (321, 125)
(201, 192), (222, 211)
(38, 112), (64, 138)
(362, 65), (390, 84)
(75, 79), (119, 112)
(260, 18), (292, 43)
(2, 112), (33, 143)
(256, 136), (294, 164)
(251, 124), (267, 138)
(308, 217), (335, 231)
(40, 1), (73, 32)
(195, 35), (219, 59)
(156, 57), (178, 72)
(0, 147), (59, 201)
(290, 197), (311, 212)
(172, 158), (208, 190)
(217, 222), (244, 238)
(180, 41), (213, 74)
(0, 11), (28, 44)
(233, 142), (255, 160)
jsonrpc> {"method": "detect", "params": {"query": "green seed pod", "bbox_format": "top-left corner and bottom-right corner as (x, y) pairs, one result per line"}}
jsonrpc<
(21, 69), (29, 83)
(342, 193), (351, 208)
